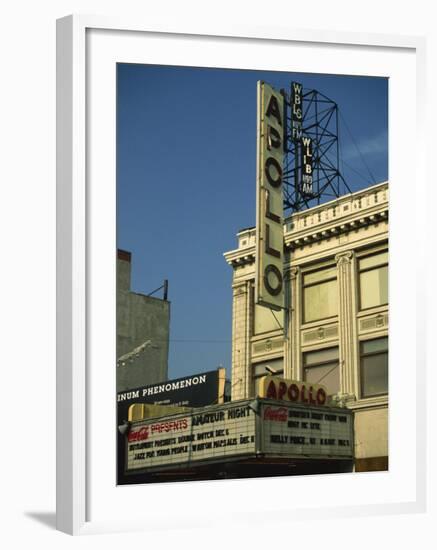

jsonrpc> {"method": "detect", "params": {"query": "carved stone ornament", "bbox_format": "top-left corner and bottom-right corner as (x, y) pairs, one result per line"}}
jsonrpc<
(234, 286), (246, 297)
(286, 267), (300, 280)
(330, 392), (356, 407)
(335, 250), (354, 266)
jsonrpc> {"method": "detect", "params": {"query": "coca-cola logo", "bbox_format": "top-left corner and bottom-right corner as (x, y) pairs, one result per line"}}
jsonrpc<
(128, 426), (149, 442)
(264, 406), (288, 422)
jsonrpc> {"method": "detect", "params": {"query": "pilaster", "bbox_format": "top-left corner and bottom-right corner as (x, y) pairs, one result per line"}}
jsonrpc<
(335, 251), (357, 401)
(231, 281), (252, 400)
(287, 266), (301, 380)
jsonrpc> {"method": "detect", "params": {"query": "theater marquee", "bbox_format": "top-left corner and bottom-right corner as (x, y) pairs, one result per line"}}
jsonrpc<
(255, 81), (285, 311)
(125, 399), (353, 473)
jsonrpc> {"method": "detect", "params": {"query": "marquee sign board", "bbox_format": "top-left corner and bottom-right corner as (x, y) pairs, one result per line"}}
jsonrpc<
(126, 402), (256, 471)
(125, 399), (353, 473)
(255, 81), (285, 311)
(260, 402), (353, 458)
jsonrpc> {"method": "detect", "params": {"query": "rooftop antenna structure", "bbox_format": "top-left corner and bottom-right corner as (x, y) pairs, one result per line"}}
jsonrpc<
(281, 82), (351, 215)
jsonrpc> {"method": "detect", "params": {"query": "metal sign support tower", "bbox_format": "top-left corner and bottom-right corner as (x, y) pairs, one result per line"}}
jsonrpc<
(281, 84), (351, 215)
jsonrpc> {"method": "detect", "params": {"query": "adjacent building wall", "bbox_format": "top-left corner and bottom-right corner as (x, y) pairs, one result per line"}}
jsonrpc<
(117, 250), (170, 392)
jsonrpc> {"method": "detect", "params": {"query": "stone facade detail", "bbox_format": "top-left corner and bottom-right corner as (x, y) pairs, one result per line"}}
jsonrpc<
(335, 251), (358, 396)
(231, 282), (252, 400)
(287, 266), (301, 380)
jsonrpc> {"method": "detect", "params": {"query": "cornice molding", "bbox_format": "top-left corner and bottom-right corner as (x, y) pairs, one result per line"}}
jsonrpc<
(224, 182), (389, 264)
(285, 208), (388, 251)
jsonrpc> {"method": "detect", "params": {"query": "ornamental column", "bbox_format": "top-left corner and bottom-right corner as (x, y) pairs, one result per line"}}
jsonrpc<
(231, 281), (252, 401)
(335, 251), (358, 401)
(285, 266), (301, 381)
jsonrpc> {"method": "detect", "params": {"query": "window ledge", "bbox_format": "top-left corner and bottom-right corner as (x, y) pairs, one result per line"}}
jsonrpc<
(356, 305), (388, 318)
(251, 330), (284, 343)
(301, 317), (338, 330)
(346, 395), (388, 410)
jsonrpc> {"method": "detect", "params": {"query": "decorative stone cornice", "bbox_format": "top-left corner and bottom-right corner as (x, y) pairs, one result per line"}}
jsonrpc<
(283, 182), (388, 252)
(224, 249), (255, 267)
(224, 182), (388, 262)
(284, 209), (388, 251)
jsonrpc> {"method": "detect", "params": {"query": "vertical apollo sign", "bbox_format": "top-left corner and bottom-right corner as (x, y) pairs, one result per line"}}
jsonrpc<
(255, 82), (284, 311)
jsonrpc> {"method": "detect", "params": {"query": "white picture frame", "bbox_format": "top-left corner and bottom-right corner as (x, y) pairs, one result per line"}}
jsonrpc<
(56, 14), (427, 536)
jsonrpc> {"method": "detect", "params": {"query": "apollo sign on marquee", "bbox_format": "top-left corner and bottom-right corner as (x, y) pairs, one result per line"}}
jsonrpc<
(258, 375), (328, 407)
(255, 81), (285, 311)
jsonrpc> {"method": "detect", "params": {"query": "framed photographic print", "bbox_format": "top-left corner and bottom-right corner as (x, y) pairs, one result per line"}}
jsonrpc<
(56, 15), (426, 535)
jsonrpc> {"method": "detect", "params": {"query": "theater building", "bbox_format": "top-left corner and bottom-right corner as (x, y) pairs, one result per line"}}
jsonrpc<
(224, 181), (389, 472)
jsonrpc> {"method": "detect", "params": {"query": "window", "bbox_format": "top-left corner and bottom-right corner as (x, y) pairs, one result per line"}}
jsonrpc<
(251, 284), (284, 335)
(359, 251), (388, 310)
(360, 337), (388, 398)
(303, 266), (338, 323)
(254, 303), (284, 335)
(303, 347), (339, 396)
(252, 358), (284, 395)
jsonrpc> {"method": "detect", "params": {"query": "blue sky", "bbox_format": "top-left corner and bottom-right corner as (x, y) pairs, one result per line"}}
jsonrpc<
(117, 64), (388, 381)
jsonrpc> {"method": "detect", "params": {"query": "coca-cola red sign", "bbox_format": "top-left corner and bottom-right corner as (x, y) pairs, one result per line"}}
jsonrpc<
(263, 406), (288, 422)
(128, 426), (149, 442)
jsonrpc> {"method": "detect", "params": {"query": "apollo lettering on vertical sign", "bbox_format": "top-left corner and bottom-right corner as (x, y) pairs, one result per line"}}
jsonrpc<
(255, 81), (285, 311)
